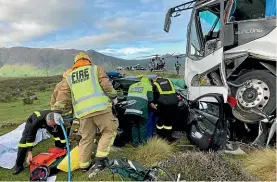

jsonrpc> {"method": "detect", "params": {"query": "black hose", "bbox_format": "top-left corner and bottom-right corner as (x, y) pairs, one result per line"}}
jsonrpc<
(145, 166), (176, 181)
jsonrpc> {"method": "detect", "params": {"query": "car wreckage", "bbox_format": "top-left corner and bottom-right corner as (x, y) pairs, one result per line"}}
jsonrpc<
(109, 74), (228, 151)
(108, 0), (276, 151)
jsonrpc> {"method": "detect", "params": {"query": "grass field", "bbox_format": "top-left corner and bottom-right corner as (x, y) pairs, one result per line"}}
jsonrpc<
(0, 75), (275, 181)
(0, 64), (46, 77)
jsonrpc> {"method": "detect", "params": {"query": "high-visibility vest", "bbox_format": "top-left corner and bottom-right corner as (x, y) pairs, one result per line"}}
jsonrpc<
(125, 81), (152, 116)
(128, 82), (151, 100)
(67, 65), (110, 118)
(154, 78), (175, 95)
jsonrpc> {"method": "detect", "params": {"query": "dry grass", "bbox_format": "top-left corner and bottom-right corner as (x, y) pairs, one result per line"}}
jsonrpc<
(160, 151), (257, 181)
(244, 148), (276, 181)
(133, 137), (176, 166)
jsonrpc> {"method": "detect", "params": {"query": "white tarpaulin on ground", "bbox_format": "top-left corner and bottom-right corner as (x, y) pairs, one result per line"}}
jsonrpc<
(0, 122), (50, 169)
(47, 175), (57, 182)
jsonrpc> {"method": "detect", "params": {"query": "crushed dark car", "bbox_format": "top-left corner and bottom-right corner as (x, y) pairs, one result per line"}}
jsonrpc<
(111, 75), (228, 151)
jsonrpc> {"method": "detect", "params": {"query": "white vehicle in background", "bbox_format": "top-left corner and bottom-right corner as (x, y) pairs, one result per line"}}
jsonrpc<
(164, 0), (276, 145)
(117, 66), (123, 71)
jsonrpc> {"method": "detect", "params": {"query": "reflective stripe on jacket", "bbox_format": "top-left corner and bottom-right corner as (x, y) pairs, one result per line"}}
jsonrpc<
(154, 78), (175, 95)
(19, 110), (51, 151)
(67, 65), (110, 119)
(153, 78), (178, 106)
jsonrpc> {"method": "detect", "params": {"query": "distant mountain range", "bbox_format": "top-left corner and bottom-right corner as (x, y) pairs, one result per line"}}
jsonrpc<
(0, 47), (184, 77)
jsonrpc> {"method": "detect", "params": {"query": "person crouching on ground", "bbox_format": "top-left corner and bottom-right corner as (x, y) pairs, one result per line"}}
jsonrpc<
(12, 111), (65, 175)
(124, 75), (155, 147)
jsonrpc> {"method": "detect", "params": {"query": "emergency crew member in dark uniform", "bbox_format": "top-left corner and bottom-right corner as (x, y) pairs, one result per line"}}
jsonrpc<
(12, 110), (65, 175)
(153, 77), (178, 142)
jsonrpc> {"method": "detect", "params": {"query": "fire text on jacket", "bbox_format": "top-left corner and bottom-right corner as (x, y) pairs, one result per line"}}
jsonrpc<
(72, 68), (90, 84)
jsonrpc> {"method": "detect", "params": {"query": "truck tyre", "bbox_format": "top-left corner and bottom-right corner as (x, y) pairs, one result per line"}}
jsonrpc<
(231, 70), (276, 123)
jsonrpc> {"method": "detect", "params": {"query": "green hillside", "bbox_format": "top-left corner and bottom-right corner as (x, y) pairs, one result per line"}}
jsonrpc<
(0, 65), (46, 77)
(0, 47), (184, 77)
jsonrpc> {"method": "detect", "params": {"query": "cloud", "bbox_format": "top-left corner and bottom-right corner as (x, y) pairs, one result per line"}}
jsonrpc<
(0, 22), (54, 46)
(139, 0), (155, 3)
(91, 0), (116, 8)
(0, 0), (188, 58)
(48, 11), (184, 50)
(118, 47), (153, 55)
(99, 47), (153, 55)
(0, 0), (84, 46)
(48, 32), (125, 49)
(48, 29), (183, 50)
(96, 18), (130, 31)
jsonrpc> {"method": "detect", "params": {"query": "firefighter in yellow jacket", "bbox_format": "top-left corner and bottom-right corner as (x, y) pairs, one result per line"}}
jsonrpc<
(50, 68), (73, 136)
(52, 52), (118, 176)
(50, 69), (72, 110)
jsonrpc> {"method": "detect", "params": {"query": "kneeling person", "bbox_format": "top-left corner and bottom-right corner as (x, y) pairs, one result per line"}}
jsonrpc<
(12, 110), (65, 175)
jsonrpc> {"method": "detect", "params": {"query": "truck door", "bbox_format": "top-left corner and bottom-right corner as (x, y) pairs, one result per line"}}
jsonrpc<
(185, 1), (229, 102)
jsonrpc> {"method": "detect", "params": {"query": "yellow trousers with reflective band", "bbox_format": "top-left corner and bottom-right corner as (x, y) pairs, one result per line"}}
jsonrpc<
(78, 111), (118, 169)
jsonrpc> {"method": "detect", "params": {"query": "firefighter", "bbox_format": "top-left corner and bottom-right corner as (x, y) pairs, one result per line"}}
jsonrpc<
(50, 68), (73, 136)
(12, 111), (65, 175)
(153, 76), (178, 142)
(125, 76), (154, 147)
(52, 52), (118, 176)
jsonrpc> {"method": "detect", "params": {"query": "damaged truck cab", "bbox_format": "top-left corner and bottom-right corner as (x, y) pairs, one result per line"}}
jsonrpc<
(164, 0), (276, 125)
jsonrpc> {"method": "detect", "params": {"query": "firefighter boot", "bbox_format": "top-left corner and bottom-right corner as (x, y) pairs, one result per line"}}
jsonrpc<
(166, 130), (176, 143)
(157, 129), (166, 139)
(87, 157), (108, 178)
(12, 148), (27, 175)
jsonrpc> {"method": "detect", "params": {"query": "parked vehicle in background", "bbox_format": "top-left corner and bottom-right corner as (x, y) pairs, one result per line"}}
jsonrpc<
(130, 64), (147, 70)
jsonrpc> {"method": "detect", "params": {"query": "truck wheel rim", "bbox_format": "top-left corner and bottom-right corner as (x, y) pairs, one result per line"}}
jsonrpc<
(236, 79), (270, 109)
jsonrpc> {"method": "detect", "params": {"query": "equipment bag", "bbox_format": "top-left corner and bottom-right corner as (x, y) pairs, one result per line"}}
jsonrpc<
(107, 158), (149, 181)
(30, 165), (50, 181)
(106, 158), (176, 181)
(57, 146), (80, 172)
(30, 147), (66, 181)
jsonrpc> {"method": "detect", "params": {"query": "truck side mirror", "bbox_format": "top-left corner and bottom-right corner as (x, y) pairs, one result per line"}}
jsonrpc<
(164, 8), (173, 32)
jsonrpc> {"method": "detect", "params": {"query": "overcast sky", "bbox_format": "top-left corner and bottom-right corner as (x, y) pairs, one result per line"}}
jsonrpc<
(0, 0), (192, 59)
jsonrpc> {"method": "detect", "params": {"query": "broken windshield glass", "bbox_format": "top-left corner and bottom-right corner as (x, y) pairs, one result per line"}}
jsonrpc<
(199, 10), (220, 36)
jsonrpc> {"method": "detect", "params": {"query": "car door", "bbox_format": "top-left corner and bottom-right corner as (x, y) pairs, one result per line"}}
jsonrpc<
(185, 1), (229, 102)
(186, 93), (228, 151)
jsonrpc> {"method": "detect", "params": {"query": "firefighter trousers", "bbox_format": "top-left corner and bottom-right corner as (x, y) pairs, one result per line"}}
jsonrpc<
(156, 104), (178, 141)
(79, 111), (118, 169)
(15, 126), (66, 168)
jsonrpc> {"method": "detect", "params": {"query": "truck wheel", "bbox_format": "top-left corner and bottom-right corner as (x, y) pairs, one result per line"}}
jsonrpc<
(231, 70), (276, 123)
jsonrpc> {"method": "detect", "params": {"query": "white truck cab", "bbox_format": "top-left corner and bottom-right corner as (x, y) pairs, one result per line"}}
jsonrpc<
(164, 0), (276, 124)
